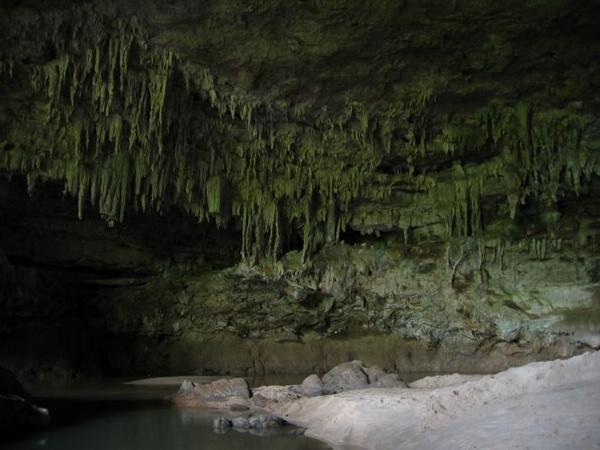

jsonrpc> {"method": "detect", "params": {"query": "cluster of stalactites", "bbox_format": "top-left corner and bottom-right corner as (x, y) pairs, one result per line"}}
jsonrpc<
(1, 9), (598, 263)
(13, 17), (191, 223)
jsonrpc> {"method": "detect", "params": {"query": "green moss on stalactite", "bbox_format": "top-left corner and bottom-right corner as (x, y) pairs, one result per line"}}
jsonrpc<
(1, 4), (599, 264)
(206, 176), (221, 214)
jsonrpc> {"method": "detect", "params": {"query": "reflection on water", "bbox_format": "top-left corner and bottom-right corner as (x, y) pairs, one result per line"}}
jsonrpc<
(4, 383), (330, 450)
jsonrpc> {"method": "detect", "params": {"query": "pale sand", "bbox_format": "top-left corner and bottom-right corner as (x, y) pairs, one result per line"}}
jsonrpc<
(124, 375), (230, 386)
(269, 351), (600, 450)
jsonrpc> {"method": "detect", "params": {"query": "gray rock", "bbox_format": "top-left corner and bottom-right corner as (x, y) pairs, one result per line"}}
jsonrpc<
(364, 366), (386, 385)
(196, 378), (250, 401)
(251, 385), (301, 408)
(173, 377), (251, 408)
(372, 373), (407, 388)
(229, 403), (250, 411)
(213, 417), (232, 429)
(248, 413), (286, 429)
(231, 416), (250, 429)
(322, 360), (370, 394)
(300, 374), (323, 397)
(178, 379), (195, 394)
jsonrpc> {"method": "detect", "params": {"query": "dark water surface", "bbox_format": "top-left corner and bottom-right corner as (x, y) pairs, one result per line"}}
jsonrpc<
(3, 381), (330, 450)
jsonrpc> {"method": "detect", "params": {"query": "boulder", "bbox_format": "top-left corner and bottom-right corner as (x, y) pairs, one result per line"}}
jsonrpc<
(248, 413), (286, 429)
(322, 360), (370, 394)
(173, 377), (251, 409)
(321, 361), (406, 393)
(372, 373), (407, 388)
(231, 416), (250, 429)
(300, 374), (323, 397)
(251, 385), (301, 408)
(223, 414), (286, 430)
(213, 417), (232, 430)
(364, 366), (387, 385)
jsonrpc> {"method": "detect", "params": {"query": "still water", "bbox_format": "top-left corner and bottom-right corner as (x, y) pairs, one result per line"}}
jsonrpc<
(4, 381), (330, 450)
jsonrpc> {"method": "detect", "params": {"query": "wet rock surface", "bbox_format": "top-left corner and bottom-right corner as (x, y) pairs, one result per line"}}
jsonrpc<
(175, 361), (407, 416)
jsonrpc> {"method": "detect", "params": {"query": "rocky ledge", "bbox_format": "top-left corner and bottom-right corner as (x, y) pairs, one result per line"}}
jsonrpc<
(171, 359), (406, 437)
(170, 352), (600, 449)
(171, 360), (405, 412)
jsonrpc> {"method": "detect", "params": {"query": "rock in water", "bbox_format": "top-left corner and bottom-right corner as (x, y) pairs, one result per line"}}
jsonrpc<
(322, 360), (370, 394)
(173, 377), (251, 408)
(231, 416), (250, 429)
(213, 417), (232, 430)
(248, 413), (286, 429)
(229, 414), (286, 430)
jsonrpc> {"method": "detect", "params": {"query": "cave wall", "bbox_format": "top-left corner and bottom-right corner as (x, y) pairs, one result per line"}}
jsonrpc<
(2, 175), (599, 379)
(0, 176), (240, 380)
(0, 0), (599, 379)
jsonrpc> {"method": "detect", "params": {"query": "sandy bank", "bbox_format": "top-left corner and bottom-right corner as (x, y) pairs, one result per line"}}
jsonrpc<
(124, 375), (230, 386)
(270, 351), (600, 450)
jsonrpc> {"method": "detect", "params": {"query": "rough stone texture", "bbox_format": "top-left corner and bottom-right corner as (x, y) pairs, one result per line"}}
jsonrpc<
(0, 1), (599, 381)
(269, 352), (600, 450)
(172, 377), (251, 409)
(218, 414), (286, 430)
(373, 373), (406, 389)
(212, 417), (231, 430)
(322, 361), (370, 394)
(299, 374), (323, 398)
(320, 360), (406, 393)
(364, 366), (386, 385)
(251, 385), (302, 409)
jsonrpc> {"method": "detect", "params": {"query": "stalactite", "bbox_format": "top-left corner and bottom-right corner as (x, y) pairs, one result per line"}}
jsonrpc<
(1, 6), (598, 265)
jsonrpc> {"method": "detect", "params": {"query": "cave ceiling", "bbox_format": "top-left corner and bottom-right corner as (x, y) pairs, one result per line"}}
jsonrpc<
(1, 0), (599, 261)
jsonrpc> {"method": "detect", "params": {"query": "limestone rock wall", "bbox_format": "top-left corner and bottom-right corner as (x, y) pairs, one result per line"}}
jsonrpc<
(0, 1), (599, 379)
